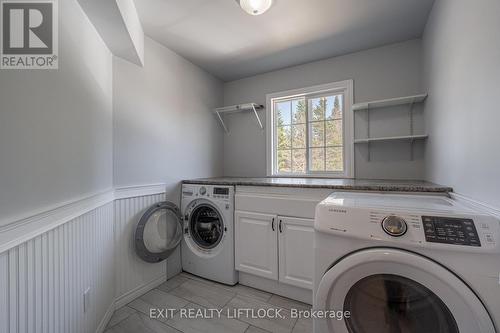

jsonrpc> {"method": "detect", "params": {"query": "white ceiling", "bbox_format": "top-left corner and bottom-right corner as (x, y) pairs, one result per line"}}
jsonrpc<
(135, 0), (435, 81)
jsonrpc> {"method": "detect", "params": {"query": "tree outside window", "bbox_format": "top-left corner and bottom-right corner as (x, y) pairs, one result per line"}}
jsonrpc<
(275, 93), (344, 175)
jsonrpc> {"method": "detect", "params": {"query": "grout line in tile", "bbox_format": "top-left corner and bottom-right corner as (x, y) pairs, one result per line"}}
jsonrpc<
(290, 317), (298, 333)
(160, 300), (253, 333)
(158, 283), (237, 311)
(143, 272), (307, 333)
(245, 326), (273, 333)
(105, 306), (137, 329)
(221, 289), (239, 308)
(174, 272), (276, 304)
(290, 316), (299, 327)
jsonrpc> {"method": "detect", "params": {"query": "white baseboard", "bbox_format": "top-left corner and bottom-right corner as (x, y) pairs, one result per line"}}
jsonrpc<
(97, 274), (168, 331)
(114, 275), (167, 309)
(95, 301), (116, 333)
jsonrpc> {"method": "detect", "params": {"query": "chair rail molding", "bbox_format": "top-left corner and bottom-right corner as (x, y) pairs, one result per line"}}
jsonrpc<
(114, 183), (168, 200)
(0, 183), (168, 254)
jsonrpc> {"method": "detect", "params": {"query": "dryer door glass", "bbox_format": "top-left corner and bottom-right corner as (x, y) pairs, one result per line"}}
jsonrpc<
(343, 274), (458, 333)
(189, 204), (224, 249)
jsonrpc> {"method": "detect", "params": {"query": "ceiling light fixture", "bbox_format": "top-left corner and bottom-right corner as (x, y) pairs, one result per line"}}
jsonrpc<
(236, 0), (274, 16)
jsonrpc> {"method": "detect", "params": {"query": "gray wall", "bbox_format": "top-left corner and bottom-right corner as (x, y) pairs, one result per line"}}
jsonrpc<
(0, 0), (113, 224)
(113, 37), (224, 200)
(222, 39), (425, 179)
(423, 0), (500, 208)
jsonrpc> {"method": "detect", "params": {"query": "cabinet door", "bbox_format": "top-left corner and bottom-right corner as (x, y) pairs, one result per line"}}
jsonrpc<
(278, 216), (314, 289)
(235, 211), (278, 280)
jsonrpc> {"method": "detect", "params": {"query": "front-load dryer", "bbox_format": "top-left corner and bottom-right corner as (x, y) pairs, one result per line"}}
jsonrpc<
(181, 184), (238, 285)
(313, 192), (500, 333)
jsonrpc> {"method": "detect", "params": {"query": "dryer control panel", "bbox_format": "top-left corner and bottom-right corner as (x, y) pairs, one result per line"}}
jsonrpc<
(213, 187), (230, 199)
(315, 192), (500, 253)
(422, 216), (480, 247)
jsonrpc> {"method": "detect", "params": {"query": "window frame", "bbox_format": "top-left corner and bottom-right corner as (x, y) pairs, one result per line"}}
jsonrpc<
(266, 80), (354, 178)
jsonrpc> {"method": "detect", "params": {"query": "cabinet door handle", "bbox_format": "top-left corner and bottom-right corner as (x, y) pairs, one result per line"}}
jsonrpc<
(279, 219), (283, 233)
(271, 218), (275, 231)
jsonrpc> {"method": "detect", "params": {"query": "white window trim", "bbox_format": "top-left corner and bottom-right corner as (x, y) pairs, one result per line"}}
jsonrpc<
(266, 80), (354, 178)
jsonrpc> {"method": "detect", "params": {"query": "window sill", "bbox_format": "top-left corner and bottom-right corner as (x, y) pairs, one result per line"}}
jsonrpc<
(268, 174), (354, 179)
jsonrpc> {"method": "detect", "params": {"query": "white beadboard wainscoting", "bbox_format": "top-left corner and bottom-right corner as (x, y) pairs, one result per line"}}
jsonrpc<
(0, 184), (171, 333)
(0, 203), (115, 333)
(113, 193), (167, 308)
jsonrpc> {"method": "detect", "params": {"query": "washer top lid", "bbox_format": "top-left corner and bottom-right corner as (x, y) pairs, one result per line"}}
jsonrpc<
(321, 192), (476, 215)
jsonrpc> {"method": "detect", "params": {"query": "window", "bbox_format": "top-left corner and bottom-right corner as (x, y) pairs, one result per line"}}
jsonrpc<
(266, 80), (353, 177)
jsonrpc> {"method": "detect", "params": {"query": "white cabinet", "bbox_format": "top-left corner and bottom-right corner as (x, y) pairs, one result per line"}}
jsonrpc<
(278, 217), (314, 289)
(234, 211), (278, 280)
(235, 211), (314, 289)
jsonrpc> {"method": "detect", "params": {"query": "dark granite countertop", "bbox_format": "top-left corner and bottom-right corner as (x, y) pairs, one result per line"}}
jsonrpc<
(182, 177), (452, 193)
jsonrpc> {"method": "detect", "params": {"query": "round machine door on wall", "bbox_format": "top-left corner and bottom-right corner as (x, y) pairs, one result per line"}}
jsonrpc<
(186, 200), (225, 252)
(314, 248), (495, 333)
(134, 201), (183, 263)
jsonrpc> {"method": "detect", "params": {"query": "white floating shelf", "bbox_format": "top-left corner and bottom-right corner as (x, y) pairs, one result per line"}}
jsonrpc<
(353, 94), (427, 111)
(354, 134), (428, 144)
(214, 103), (264, 134)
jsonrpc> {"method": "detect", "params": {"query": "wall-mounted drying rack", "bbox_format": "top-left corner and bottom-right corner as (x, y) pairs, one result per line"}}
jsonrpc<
(214, 103), (264, 134)
(353, 93), (428, 161)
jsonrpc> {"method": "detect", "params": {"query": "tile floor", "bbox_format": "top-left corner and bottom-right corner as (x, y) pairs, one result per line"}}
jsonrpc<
(105, 272), (312, 333)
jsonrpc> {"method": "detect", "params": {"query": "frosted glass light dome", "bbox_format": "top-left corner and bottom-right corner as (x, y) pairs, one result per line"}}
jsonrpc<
(236, 0), (274, 15)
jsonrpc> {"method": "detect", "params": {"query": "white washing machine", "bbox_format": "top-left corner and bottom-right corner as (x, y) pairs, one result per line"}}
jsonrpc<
(313, 192), (500, 333)
(181, 184), (238, 285)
